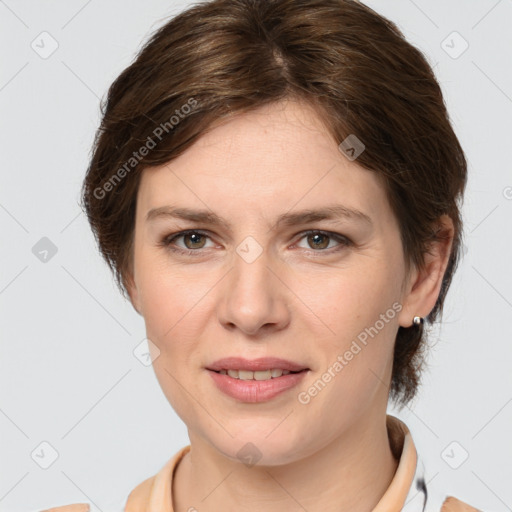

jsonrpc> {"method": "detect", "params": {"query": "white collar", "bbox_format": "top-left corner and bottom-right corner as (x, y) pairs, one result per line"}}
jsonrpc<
(401, 445), (447, 512)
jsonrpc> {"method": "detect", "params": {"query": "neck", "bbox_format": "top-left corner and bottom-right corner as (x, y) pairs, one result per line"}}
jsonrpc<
(173, 411), (399, 512)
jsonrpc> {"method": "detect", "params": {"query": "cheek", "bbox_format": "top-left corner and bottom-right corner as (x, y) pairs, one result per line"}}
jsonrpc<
(293, 258), (402, 338)
(292, 259), (401, 400)
(137, 254), (209, 341)
(137, 264), (206, 420)
(295, 269), (399, 426)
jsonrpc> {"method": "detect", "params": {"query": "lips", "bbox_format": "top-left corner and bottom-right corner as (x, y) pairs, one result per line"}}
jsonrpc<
(206, 356), (309, 373)
(207, 364), (309, 402)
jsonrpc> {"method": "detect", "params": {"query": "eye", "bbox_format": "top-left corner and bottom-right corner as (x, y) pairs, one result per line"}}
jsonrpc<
(295, 230), (352, 253)
(160, 230), (215, 254)
(159, 229), (352, 256)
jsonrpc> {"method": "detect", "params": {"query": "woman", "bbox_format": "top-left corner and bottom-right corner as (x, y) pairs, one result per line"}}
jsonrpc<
(47, 0), (478, 510)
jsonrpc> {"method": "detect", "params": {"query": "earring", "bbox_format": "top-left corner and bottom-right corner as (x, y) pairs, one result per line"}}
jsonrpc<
(413, 316), (424, 326)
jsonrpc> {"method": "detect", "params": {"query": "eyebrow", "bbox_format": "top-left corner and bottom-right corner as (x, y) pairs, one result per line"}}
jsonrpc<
(146, 204), (373, 230)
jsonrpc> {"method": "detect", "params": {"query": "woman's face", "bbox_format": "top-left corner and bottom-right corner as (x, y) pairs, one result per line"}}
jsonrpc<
(128, 98), (415, 465)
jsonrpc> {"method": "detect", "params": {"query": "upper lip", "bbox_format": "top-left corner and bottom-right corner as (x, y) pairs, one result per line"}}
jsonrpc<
(206, 357), (309, 372)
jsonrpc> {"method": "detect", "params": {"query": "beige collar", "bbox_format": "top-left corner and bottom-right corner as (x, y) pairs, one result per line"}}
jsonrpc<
(142, 414), (417, 512)
(42, 415), (480, 511)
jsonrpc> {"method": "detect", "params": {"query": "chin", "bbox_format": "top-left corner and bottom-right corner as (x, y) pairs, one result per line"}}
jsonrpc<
(207, 426), (306, 467)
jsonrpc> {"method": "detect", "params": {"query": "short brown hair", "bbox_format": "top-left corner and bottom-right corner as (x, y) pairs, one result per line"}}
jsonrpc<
(80, 0), (467, 406)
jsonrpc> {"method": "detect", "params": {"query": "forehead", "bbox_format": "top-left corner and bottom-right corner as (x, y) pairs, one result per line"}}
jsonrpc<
(136, 98), (389, 226)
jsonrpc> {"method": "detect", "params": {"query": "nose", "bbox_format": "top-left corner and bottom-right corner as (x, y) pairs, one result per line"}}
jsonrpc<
(217, 247), (291, 337)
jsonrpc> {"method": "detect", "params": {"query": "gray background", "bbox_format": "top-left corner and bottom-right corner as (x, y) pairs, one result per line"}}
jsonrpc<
(1, 0), (511, 511)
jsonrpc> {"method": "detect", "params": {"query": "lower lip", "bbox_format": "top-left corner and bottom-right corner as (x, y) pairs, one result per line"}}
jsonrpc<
(207, 369), (308, 403)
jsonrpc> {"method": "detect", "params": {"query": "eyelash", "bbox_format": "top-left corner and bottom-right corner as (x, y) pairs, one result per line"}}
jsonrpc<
(159, 229), (352, 257)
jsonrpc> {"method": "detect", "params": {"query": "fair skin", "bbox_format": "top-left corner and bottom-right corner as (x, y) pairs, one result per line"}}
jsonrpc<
(126, 98), (453, 512)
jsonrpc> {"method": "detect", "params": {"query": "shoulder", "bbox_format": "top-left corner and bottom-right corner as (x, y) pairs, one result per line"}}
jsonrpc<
(40, 447), (188, 512)
(36, 483), (151, 512)
(39, 506), (90, 512)
(36, 479), (155, 512)
(37, 488), (480, 512)
(123, 474), (157, 511)
(441, 495), (481, 511)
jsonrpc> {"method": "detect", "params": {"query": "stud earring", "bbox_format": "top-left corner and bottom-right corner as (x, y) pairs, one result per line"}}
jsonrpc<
(413, 316), (424, 326)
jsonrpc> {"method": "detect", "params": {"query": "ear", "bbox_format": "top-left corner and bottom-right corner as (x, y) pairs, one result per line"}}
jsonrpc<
(397, 214), (454, 328)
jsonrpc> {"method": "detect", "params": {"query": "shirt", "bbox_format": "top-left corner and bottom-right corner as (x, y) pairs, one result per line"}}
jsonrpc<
(39, 415), (480, 512)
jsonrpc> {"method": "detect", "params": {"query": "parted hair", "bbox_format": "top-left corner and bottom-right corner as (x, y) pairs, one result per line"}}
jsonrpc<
(80, 0), (468, 406)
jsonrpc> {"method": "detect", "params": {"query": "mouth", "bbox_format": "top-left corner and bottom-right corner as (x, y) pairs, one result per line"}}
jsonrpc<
(206, 356), (309, 374)
(206, 368), (309, 403)
(208, 368), (307, 381)
(205, 357), (310, 402)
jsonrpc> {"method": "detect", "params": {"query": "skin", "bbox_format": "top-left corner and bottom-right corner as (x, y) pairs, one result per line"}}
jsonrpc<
(126, 98), (454, 512)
